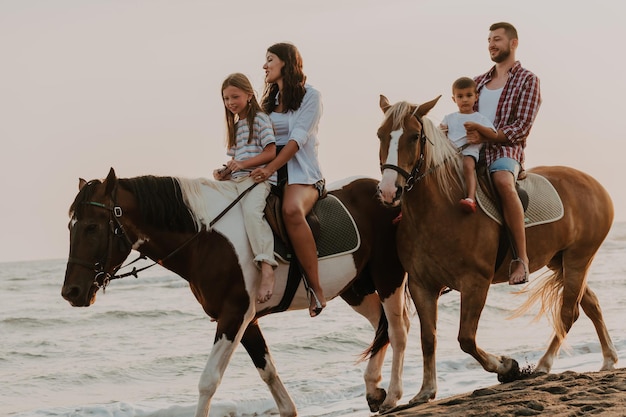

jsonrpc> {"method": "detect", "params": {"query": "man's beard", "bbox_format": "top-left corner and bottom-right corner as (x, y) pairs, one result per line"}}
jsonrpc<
(491, 48), (511, 63)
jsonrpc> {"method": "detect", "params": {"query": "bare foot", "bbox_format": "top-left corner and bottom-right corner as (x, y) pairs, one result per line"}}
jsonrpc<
(257, 263), (275, 303)
(509, 257), (529, 285)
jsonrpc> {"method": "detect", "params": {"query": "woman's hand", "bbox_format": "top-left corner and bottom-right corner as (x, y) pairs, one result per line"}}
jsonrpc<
(250, 167), (273, 183)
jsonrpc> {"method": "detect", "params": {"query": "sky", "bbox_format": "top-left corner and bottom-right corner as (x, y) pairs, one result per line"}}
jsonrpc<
(1, 0), (625, 263)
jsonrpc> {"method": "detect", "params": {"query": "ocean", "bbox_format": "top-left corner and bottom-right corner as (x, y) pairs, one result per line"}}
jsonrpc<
(2, 222), (625, 417)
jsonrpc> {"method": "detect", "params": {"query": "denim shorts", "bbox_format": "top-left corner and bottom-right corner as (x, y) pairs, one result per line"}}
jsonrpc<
(489, 157), (521, 178)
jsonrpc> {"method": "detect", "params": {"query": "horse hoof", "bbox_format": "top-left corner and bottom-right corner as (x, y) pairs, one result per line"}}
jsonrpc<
(366, 388), (386, 412)
(409, 390), (435, 405)
(497, 358), (521, 383)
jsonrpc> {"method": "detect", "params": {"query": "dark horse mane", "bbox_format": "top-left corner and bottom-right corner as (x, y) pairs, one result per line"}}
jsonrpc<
(70, 176), (197, 233)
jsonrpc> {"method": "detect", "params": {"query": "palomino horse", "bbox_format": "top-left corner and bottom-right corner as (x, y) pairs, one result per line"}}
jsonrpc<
(376, 95), (618, 405)
(62, 168), (409, 417)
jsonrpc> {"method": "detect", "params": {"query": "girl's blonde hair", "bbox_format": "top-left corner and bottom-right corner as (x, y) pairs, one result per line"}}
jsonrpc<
(222, 73), (263, 148)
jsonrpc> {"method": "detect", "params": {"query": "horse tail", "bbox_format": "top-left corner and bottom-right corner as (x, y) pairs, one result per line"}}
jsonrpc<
(358, 305), (389, 363)
(510, 267), (569, 343)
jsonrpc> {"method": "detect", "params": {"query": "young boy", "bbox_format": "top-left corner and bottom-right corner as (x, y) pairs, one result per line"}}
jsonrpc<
(440, 77), (497, 213)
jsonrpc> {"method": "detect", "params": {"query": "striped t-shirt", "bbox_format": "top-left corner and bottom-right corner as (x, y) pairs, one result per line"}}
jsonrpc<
(227, 112), (277, 184)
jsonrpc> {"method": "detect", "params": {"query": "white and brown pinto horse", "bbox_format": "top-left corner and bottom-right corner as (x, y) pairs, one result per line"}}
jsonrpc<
(62, 168), (409, 417)
(376, 96), (618, 405)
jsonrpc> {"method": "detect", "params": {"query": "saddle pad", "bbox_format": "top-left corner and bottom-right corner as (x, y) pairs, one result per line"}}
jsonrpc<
(274, 194), (361, 263)
(476, 173), (564, 228)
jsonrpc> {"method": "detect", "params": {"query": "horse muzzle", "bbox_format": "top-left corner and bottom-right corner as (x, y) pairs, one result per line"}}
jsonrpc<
(61, 272), (99, 307)
(376, 184), (403, 207)
(61, 285), (98, 307)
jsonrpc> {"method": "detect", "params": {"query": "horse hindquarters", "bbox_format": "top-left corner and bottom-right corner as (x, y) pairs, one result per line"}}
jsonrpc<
(524, 166), (617, 374)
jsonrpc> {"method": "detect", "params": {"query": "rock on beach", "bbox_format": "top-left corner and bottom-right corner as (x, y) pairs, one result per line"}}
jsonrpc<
(382, 368), (626, 416)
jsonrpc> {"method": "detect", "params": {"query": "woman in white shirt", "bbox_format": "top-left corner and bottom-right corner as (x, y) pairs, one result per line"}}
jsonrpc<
(250, 43), (326, 317)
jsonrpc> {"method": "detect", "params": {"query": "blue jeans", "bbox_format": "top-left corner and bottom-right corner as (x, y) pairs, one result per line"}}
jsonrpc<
(489, 157), (521, 179)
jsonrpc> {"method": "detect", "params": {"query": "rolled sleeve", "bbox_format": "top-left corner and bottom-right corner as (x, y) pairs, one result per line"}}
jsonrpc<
(501, 74), (541, 144)
(289, 87), (322, 148)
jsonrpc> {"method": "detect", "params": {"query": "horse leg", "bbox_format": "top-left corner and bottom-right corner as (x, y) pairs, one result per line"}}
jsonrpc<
(458, 284), (520, 381)
(537, 280), (618, 373)
(195, 313), (254, 417)
(344, 292), (389, 412)
(378, 280), (409, 412)
(535, 258), (590, 374)
(407, 278), (439, 404)
(240, 320), (297, 417)
(579, 285), (618, 370)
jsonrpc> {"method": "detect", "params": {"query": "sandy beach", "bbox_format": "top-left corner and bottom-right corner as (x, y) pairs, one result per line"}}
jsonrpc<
(382, 368), (626, 416)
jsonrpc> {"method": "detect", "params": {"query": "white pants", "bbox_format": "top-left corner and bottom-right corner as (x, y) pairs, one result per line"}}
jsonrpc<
(214, 176), (277, 268)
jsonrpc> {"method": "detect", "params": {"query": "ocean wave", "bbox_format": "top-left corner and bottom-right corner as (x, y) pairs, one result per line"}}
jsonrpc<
(1, 316), (74, 328)
(93, 309), (196, 321)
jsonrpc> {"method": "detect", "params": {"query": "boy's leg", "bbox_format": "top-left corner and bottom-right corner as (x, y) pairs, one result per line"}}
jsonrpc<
(464, 156), (477, 201)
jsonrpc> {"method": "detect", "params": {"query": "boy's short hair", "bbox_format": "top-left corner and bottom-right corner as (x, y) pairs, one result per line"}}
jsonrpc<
(452, 77), (477, 92)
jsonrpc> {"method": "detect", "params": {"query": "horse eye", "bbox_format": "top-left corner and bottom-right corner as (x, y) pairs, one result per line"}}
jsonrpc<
(85, 224), (98, 234)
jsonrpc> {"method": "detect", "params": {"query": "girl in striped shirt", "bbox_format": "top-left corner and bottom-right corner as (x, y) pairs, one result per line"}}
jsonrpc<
(214, 73), (278, 303)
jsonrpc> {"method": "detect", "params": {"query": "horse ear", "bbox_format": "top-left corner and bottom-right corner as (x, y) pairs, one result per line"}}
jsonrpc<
(79, 178), (87, 190)
(104, 167), (118, 196)
(416, 95), (442, 117)
(379, 95), (391, 113)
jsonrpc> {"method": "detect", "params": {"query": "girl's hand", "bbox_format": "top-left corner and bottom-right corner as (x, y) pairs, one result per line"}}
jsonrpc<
(439, 123), (448, 134)
(250, 167), (273, 183)
(213, 165), (231, 181)
(226, 160), (244, 172)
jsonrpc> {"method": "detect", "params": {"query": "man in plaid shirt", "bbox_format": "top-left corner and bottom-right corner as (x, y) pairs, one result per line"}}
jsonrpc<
(465, 22), (542, 285)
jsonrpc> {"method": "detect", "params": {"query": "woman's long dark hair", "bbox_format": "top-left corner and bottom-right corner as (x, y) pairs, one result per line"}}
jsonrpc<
(261, 43), (307, 114)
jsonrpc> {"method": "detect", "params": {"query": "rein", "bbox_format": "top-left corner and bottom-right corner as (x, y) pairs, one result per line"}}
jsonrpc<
(69, 180), (259, 291)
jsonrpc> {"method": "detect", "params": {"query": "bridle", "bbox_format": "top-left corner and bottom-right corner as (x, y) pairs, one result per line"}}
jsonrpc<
(67, 194), (135, 292)
(67, 180), (258, 292)
(380, 111), (464, 194)
(380, 111), (429, 192)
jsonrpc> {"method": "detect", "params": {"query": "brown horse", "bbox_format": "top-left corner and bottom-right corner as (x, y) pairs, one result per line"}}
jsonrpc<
(376, 95), (618, 405)
(61, 168), (409, 417)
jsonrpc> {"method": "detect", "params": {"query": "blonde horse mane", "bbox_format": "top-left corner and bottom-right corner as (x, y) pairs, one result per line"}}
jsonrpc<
(383, 101), (414, 131)
(174, 177), (225, 231)
(383, 101), (465, 203)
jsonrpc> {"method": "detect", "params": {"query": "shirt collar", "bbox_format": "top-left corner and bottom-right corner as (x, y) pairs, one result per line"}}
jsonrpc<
(485, 60), (522, 80)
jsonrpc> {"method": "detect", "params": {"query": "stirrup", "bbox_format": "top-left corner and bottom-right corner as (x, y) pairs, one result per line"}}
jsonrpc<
(307, 287), (324, 317)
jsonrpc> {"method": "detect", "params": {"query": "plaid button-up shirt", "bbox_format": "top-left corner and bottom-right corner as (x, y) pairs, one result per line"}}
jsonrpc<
(474, 61), (541, 166)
